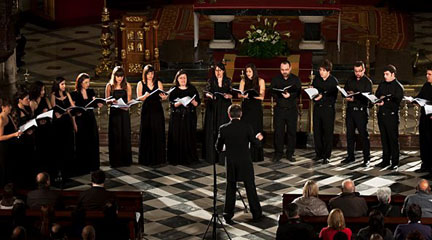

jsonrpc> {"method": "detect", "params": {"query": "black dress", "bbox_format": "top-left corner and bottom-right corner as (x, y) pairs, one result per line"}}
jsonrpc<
(71, 89), (100, 174)
(138, 81), (166, 166)
(167, 86), (201, 165)
(34, 97), (55, 175)
(108, 89), (132, 168)
(241, 81), (264, 162)
(15, 106), (37, 188)
(52, 96), (75, 179)
(0, 115), (17, 187)
(203, 77), (232, 163)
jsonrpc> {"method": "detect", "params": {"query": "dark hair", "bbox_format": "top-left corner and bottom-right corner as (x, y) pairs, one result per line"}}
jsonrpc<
(142, 64), (157, 85)
(354, 61), (365, 69)
(37, 172), (50, 189)
(427, 66), (432, 72)
(281, 60), (291, 67)
(1, 183), (15, 206)
(320, 59), (333, 72)
(285, 203), (299, 218)
(406, 230), (426, 240)
(29, 81), (45, 101)
(244, 63), (259, 90)
(91, 170), (105, 185)
(333, 231), (348, 240)
(228, 104), (242, 119)
(11, 226), (27, 240)
(368, 210), (385, 236)
(173, 69), (190, 87)
(370, 234), (384, 240)
(75, 73), (90, 92)
(109, 67), (127, 92)
(0, 97), (12, 109)
(52, 77), (66, 98)
(383, 64), (397, 74)
(407, 204), (422, 222)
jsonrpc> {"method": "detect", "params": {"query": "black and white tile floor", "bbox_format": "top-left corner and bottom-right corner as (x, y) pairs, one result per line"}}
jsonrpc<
(61, 147), (425, 240)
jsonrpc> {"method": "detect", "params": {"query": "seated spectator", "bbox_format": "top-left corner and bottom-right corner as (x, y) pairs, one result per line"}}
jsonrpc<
(356, 210), (394, 240)
(10, 226), (27, 240)
(402, 179), (432, 218)
(371, 187), (400, 217)
(95, 201), (129, 240)
(51, 223), (68, 240)
(82, 225), (96, 240)
(334, 231), (349, 240)
(27, 172), (62, 210)
(329, 179), (368, 217)
(292, 180), (329, 216)
(77, 170), (115, 211)
(394, 204), (432, 240)
(319, 208), (352, 240)
(406, 231), (426, 240)
(276, 203), (315, 240)
(0, 183), (23, 209)
(370, 234), (384, 240)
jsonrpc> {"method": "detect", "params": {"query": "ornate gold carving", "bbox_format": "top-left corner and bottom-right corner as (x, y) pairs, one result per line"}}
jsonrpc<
(414, 104), (420, 134)
(137, 43), (143, 52)
(95, 6), (114, 78)
(152, 20), (159, 29)
(120, 22), (126, 31)
(154, 48), (159, 59)
(341, 99), (346, 134)
(125, 16), (145, 22)
(137, 31), (144, 40)
(145, 49), (150, 61)
(101, 8), (110, 22)
(128, 42), (134, 52)
(144, 22), (150, 32)
(121, 49), (126, 59)
(127, 31), (135, 40)
(403, 101), (409, 134)
(128, 63), (143, 73)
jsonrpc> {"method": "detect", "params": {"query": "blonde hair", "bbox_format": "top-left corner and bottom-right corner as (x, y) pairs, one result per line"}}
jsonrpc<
(327, 208), (345, 230)
(302, 180), (319, 198)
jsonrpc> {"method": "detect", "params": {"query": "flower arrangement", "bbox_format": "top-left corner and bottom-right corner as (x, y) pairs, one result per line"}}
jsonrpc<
(239, 16), (291, 58)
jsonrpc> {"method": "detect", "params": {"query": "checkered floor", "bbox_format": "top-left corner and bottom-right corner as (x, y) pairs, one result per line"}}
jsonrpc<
(61, 147), (425, 240)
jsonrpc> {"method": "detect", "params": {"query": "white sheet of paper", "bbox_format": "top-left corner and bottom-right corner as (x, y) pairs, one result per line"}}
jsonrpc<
(36, 110), (53, 120)
(19, 119), (37, 132)
(361, 93), (380, 103)
(425, 105), (432, 115)
(304, 88), (319, 100)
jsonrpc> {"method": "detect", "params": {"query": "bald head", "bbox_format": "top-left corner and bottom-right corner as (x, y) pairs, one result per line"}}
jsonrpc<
(36, 172), (50, 189)
(342, 179), (355, 193)
(418, 179), (430, 192)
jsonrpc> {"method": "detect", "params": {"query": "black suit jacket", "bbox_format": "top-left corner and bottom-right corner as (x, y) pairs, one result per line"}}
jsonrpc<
(276, 218), (316, 240)
(27, 188), (62, 210)
(215, 119), (261, 182)
(329, 192), (368, 217)
(77, 186), (116, 211)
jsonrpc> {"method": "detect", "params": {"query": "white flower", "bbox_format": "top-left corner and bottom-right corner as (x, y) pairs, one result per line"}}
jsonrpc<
(250, 24), (256, 30)
(284, 32), (291, 38)
(257, 15), (261, 22)
(271, 40), (277, 44)
(256, 29), (262, 34)
(239, 38), (246, 44)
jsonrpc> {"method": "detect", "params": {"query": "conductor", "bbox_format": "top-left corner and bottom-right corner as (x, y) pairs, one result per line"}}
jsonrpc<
(215, 104), (263, 224)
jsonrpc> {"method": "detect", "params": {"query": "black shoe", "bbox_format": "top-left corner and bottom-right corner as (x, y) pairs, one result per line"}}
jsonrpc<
(252, 214), (264, 222)
(415, 168), (429, 173)
(272, 155), (282, 162)
(376, 161), (390, 168)
(312, 156), (321, 161)
(341, 157), (355, 164)
(362, 160), (370, 167)
(224, 218), (235, 225)
(322, 158), (329, 164)
(286, 155), (296, 162)
(389, 164), (398, 171)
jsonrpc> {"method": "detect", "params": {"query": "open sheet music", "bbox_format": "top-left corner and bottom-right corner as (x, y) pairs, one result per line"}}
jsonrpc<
(111, 98), (140, 108)
(175, 94), (196, 107)
(337, 86), (360, 98)
(361, 93), (383, 104)
(19, 119), (37, 132)
(232, 88), (259, 98)
(272, 85), (294, 93)
(85, 96), (113, 108)
(403, 96), (429, 107)
(304, 88), (319, 100)
(425, 105), (432, 115)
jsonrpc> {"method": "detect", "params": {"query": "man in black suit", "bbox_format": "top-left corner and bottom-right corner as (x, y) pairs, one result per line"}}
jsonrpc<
(276, 203), (315, 240)
(394, 204), (432, 240)
(215, 104), (263, 224)
(77, 170), (115, 211)
(27, 172), (62, 210)
(329, 179), (368, 217)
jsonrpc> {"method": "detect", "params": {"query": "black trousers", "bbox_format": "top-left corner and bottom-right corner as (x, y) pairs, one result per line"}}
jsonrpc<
(273, 106), (297, 157)
(419, 114), (432, 170)
(346, 107), (370, 160)
(378, 112), (400, 165)
(224, 180), (262, 220)
(313, 105), (335, 159)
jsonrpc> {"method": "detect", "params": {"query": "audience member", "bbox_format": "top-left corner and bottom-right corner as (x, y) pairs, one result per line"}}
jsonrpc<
(51, 223), (68, 240)
(95, 201), (129, 240)
(292, 180), (329, 216)
(334, 231), (349, 240)
(319, 208), (352, 240)
(10, 226), (27, 240)
(371, 187), (400, 217)
(77, 170), (115, 211)
(27, 172), (62, 210)
(276, 203), (316, 240)
(356, 210), (394, 240)
(82, 225), (96, 240)
(329, 179), (368, 217)
(370, 234), (384, 240)
(394, 204), (432, 240)
(0, 183), (23, 209)
(406, 231), (427, 240)
(402, 179), (432, 217)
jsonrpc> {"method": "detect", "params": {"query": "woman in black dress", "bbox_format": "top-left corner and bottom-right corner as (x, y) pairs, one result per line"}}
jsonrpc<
(237, 63), (265, 162)
(137, 64), (168, 166)
(71, 73), (100, 174)
(50, 77), (77, 180)
(167, 70), (201, 165)
(14, 88), (37, 188)
(0, 98), (21, 187)
(29, 81), (54, 174)
(105, 67), (132, 168)
(203, 62), (233, 164)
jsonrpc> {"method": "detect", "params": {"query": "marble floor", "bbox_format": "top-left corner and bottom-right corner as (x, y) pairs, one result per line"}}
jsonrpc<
(61, 146), (425, 240)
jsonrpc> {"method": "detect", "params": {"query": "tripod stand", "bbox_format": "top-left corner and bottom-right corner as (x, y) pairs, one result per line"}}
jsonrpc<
(202, 157), (232, 240)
